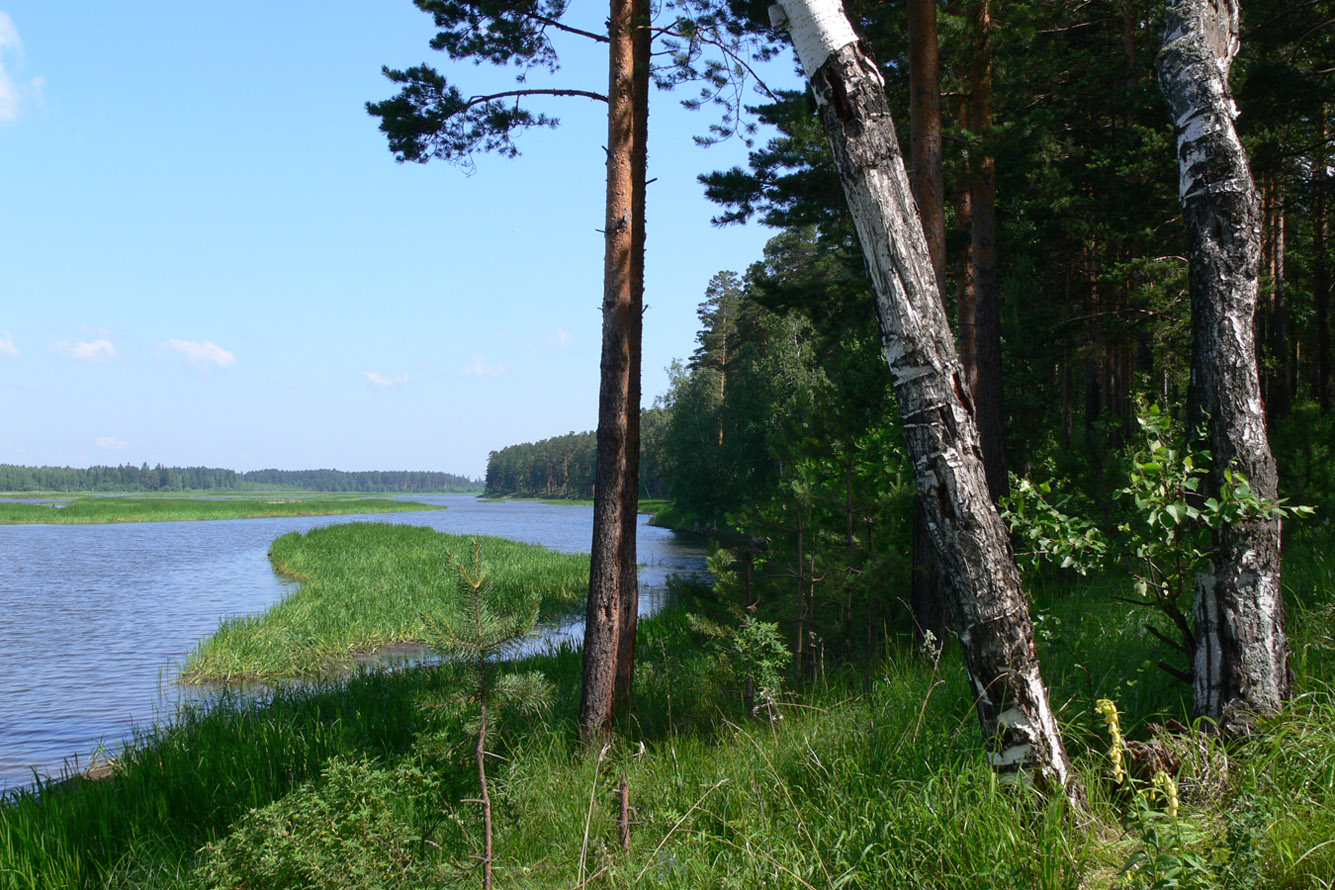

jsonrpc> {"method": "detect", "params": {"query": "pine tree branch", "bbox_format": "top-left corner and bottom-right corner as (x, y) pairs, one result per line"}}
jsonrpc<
(529, 14), (610, 44)
(464, 88), (608, 107)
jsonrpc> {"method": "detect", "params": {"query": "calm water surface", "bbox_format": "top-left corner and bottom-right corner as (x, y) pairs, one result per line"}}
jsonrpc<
(0, 495), (705, 792)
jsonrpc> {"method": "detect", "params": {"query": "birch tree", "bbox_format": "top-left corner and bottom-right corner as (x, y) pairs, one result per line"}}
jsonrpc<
(1156, 0), (1291, 730)
(768, 0), (1079, 798)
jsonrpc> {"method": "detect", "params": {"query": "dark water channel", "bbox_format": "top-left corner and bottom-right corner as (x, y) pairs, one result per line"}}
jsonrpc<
(0, 495), (706, 792)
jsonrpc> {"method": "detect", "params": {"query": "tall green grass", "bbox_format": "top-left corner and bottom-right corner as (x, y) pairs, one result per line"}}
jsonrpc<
(5, 527), (1334, 889)
(0, 497), (441, 525)
(179, 523), (588, 683)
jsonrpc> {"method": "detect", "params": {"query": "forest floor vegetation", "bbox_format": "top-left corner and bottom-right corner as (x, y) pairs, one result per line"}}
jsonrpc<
(2, 526), (1333, 889)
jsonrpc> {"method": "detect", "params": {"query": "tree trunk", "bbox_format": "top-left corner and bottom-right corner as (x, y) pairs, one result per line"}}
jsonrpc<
(908, 0), (948, 644)
(581, 0), (638, 739)
(770, 0), (1079, 799)
(614, 0), (651, 713)
(1317, 130), (1332, 412)
(1263, 185), (1291, 419)
(909, 0), (945, 296)
(968, 0), (1008, 502)
(1156, 0), (1291, 731)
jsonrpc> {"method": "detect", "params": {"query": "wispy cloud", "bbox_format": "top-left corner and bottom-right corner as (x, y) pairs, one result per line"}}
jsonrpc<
(0, 330), (17, 357)
(55, 338), (118, 363)
(0, 14), (40, 124)
(546, 328), (573, 348)
(165, 339), (236, 369)
(458, 356), (507, 378)
(95, 435), (129, 450)
(363, 370), (408, 389)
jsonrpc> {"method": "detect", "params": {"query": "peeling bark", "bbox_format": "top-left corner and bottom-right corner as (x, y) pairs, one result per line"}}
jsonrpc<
(1156, 0), (1291, 730)
(771, 0), (1079, 799)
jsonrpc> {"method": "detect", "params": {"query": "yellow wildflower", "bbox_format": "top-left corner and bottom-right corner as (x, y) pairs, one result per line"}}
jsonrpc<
(1094, 698), (1126, 785)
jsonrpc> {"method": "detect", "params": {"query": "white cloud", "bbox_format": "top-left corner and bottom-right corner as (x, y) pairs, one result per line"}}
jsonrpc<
(55, 338), (118, 363)
(363, 370), (408, 388)
(546, 328), (573, 348)
(0, 330), (17, 357)
(165, 339), (236, 368)
(95, 436), (129, 450)
(458, 356), (507, 378)
(0, 14), (39, 124)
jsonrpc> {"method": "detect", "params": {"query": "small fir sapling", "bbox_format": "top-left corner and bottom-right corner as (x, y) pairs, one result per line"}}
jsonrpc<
(421, 541), (551, 890)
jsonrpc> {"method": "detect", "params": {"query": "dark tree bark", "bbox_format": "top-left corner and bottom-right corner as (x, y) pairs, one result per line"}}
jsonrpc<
(1267, 188), (1291, 418)
(909, 0), (946, 296)
(1318, 142), (1332, 412)
(908, 0), (948, 643)
(1157, 0), (1291, 730)
(771, 0), (1079, 798)
(581, 0), (639, 739)
(968, 0), (1008, 502)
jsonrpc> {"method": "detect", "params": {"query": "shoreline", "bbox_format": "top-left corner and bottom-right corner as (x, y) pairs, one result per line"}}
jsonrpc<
(0, 496), (445, 526)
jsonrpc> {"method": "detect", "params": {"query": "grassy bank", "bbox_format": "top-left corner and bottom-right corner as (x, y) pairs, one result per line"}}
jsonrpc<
(179, 523), (588, 683)
(0, 497), (442, 525)
(4, 530), (1334, 889)
(482, 493), (672, 515)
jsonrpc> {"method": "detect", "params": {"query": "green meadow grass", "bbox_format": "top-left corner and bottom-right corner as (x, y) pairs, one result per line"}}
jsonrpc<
(179, 523), (589, 683)
(4, 527), (1333, 889)
(0, 497), (442, 525)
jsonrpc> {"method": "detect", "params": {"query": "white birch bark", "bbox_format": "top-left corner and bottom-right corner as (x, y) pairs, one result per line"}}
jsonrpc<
(771, 0), (1079, 799)
(1157, 0), (1291, 730)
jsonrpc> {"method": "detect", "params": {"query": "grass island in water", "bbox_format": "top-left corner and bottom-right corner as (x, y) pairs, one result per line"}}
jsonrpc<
(179, 522), (588, 684)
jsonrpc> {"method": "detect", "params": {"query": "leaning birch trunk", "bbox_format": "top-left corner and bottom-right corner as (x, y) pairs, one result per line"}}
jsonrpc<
(1156, 0), (1291, 730)
(769, 0), (1079, 799)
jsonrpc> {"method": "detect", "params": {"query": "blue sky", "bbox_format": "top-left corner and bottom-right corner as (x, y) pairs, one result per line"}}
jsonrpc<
(0, 2), (800, 479)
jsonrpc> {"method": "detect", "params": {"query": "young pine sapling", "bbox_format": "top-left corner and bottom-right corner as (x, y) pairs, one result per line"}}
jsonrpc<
(421, 541), (551, 890)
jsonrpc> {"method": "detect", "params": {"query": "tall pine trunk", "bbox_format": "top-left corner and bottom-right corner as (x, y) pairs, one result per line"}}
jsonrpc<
(770, 0), (1079, 798)
(968, 0), (1008, 502)
(581, 0), (639, 739)
(908, 0), (948, 643)
(614, 0), (651, 713)
(1157, 0), (1291, 730)
(1317, 136), (1332, 412)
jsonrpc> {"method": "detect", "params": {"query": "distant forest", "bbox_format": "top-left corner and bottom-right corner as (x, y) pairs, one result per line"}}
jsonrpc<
(0, 464), (481, 494)
(484, 428), (668, 500)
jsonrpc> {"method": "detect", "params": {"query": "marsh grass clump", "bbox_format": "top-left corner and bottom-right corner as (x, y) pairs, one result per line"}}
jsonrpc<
(180, 523), (587, 683)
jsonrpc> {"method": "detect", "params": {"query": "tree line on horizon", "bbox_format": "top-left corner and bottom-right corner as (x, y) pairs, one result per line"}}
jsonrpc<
(0, 464), (482, 494)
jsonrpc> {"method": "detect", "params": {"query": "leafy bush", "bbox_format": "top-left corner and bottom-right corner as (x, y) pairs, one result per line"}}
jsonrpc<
(193, 757), (447, 890)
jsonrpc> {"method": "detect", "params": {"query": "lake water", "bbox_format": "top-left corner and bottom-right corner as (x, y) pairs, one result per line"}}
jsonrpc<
(0, 495), (705, 792)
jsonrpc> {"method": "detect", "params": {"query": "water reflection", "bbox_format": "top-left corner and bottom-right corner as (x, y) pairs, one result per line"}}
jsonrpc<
(0, 495), (704, 792)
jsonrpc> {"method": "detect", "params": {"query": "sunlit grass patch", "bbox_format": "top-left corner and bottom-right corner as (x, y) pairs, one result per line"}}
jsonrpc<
(180, 523), (588, 683)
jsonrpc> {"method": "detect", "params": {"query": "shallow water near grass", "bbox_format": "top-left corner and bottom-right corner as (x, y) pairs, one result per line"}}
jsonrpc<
(0, 495), (705, 792)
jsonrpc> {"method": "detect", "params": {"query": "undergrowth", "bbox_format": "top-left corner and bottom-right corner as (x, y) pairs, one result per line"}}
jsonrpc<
(3, 527), (1333, 889)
